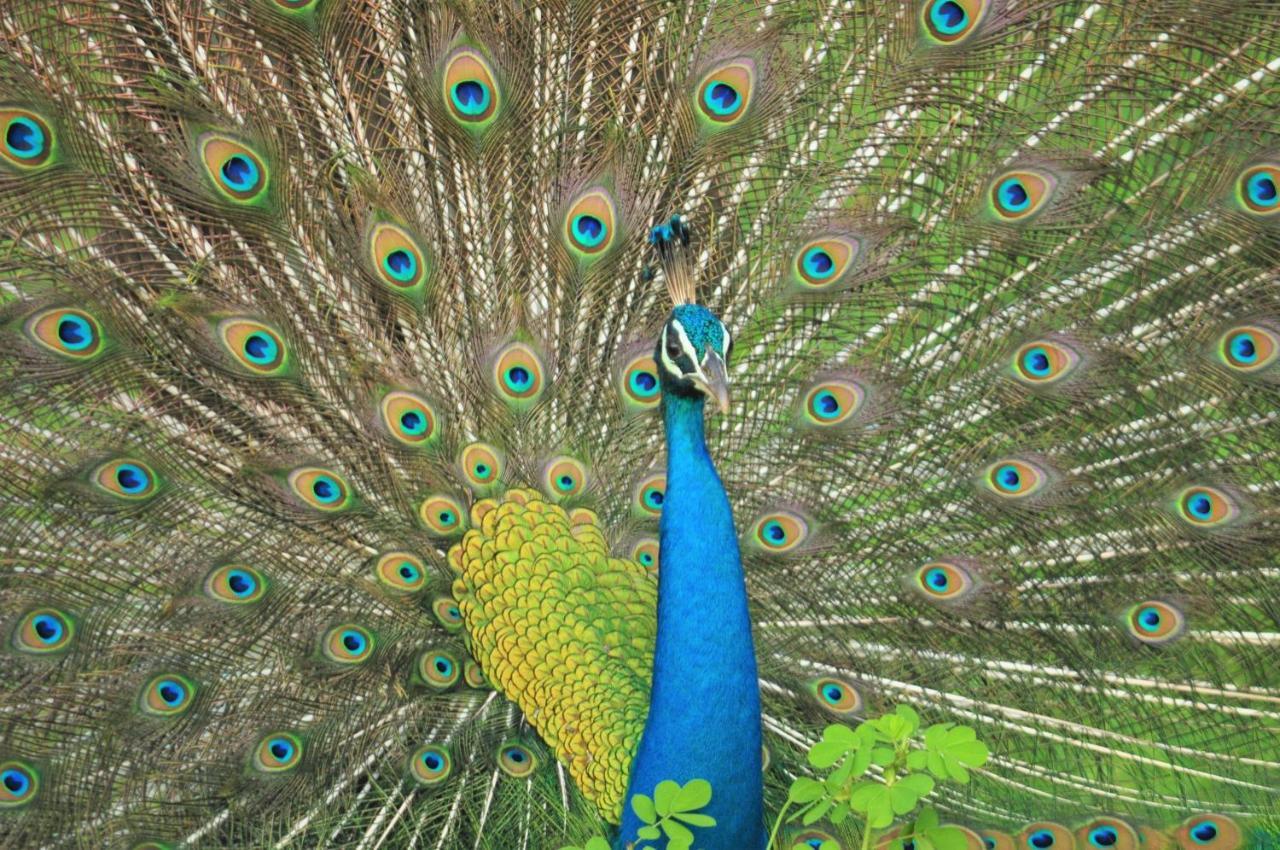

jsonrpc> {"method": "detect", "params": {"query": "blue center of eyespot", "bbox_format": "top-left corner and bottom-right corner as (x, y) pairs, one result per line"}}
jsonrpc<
(399, 410), (426, 435)
(1229, 333), (1257, 363)
(474, 463), (490, 478)
(399, 563), (420, 581)
(158, 681), (184, 705)
(243, 332), (278, 364)
(505, 748), (526, 763)
(438, 510), (454, 525)
(1030, 831), (1055, 849)
(227, 570), (255, 596)
(1023, 347), (1051, 376)
(452, 80), (490, 116)
(931, 0), (968, 34)
(448, 606), (460, 619)
(1191, 823), (1218, 844)
(341, 630), (366, 654)
(423, 752), (442, 770)
(434, 657), (452, 675)
(629, 369), (659, 398)
(926, 568), (949, 590)
(985, 840), (997, 850)
(999, 179), (1030, 212)
(904, 842), (916, 850)
(558, 474), (574, 491)
(57, 315), (92, 350)
(33, 614), (62, 642)
(1188, 494), (1212, 518)
(822, 683), (843, 703)
(802, 247), (835, 279)
(640, 553), (653, 565)
(644, 488), (664, 508)
(383, 248), (417, 281)
(6, 117), (44, 159)
(702, 81), (742, 116)
(996, 465), (1021, 491)
(220, 154), (259, 192)
(2, 769), (29, 795)
(116, 463), (149, 494)
(805, 841), (824, 850)
(1137, 607), (1161, 632)
(312, 476), (339, 503)
(572, 214), (606, 248)
(506, 366), (532, 390)
(269, 739), (293, 761)
(1089, 828), (1118, 848)
(814, 391), (841, 419)
(1248, 173), (1277, 207)
(763, 521), (786, 542)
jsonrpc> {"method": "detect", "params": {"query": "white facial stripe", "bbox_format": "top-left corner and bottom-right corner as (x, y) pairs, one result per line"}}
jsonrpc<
(659, 324), (680, 376)
(661, 319), (711, 385)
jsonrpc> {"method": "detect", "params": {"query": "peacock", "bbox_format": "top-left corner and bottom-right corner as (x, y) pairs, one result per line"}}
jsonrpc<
(1, 0), (1278, 848)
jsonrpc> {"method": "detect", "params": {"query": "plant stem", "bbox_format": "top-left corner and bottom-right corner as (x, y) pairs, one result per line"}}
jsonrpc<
(765, 801), (792, 850)
(861, 822), (876, 850)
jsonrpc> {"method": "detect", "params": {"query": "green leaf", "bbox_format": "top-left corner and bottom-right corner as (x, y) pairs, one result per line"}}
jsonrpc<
(895, 704), (921, 734)
(871, 746), (896, 766)
(637, 825), (660, 841)
(849, 781), (896, 828)
(875, 714), (913, 743)
(802, 797), (834, 825)
(927, 826), (971, 850)
(915, 806), (941, 831)
(661, 818), (694, 850)
(672, 812), (716, 827)
(789, 777), (826, 804)
(653, 780), (680, 816)
(631, 793), (657, 824)
(673, 778), (713, 812)
(586, 839), (610, 850)
(906, 751), (929, 771)
(922, 725), (989, 784)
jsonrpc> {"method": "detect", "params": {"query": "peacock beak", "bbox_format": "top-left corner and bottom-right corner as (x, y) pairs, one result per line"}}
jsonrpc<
(695, 350), (731, 414)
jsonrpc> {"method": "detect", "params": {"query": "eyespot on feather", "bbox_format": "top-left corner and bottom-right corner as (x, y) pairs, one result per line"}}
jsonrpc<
(463, 660), (487, 689)
(380, 390), (439, 447)
(409, 744), (452, 785)
(793, 237), (858, 289)
(419, 494), (466, 536)
(1012, 340), (1080, 385)
(199, 134), (268, 203)
(432, 597), (464, 632)
(459, 443), (503, 490)
(633, 472), (666, 517)
(204, 564), (267, 604)
(1075, 818), (1139, 850)
(1019, 823), (1074, 850)
(491, 343), (545, 405)
(747, 510), (810, 554)
(1237, 164), (1279, 217)
(1125, 601), (1186, 646)
(288, 466), (353, 512)
(989, 170), (1055, 221)
(497, 742), (537, 778)
(139, 674), (197, 717)
(12, 608), (75, 654)
(25, 307), (104, 359)
(1175, 486), (1237, 527)
(0, 760), (38, 808)
(218, 319), (288, 376)
(374, 552), (426, 593)
(1217, 325), (1277, 373)
(982, 832), (1017, 850)
(913, 561), (975, 602)
(321, 624), (375, 665)
(790, 829), (841, 850)
(618, 352), (662, 410)
(695, 59), (756, 127)
(982, 459), (1046, 499)
(417, 650), (460, 690)
(252, 732), (302, 773)
(443, 48), (500, 128)
(2, 108), (53, 169)
(799, 378), (866, 427)
(631, 538), (659, 573)
(809, 677), (862, 717)
(93, 458), (159, 501)
(541, 456), (587, 500)
(369, 223), (428, 291)
(921, 0), (990, 44)
(563, 188), (618, 259)
(1174, 816), (1241, 850)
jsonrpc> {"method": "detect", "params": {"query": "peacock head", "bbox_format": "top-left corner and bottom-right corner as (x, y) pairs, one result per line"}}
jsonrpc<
(656, 303), (732, 413)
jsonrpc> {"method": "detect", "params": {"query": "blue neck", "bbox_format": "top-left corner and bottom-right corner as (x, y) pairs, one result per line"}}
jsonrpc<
(617, 392), (763, 849)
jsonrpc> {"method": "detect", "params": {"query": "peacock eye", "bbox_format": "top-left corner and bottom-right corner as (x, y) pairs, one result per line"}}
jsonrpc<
(665, 334), (682, 360)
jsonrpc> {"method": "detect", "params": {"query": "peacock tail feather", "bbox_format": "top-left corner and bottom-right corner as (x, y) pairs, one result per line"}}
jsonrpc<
(1, 0), (1278, 848)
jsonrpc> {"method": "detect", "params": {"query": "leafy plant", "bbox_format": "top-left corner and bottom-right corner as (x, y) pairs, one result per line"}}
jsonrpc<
(559, 777), (717, 850)
(768, 705), (990, 850)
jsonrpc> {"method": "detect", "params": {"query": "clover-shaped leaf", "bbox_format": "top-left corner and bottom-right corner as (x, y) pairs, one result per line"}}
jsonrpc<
(789, 776), (825, 804)
(631, 793), (657, 824)
(653, 780), (681, 816)
(662, 818), (694, 850)
(673, 778), (712, 813)
(923, 724), (989, 784)
(810, 724), (861, 768)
